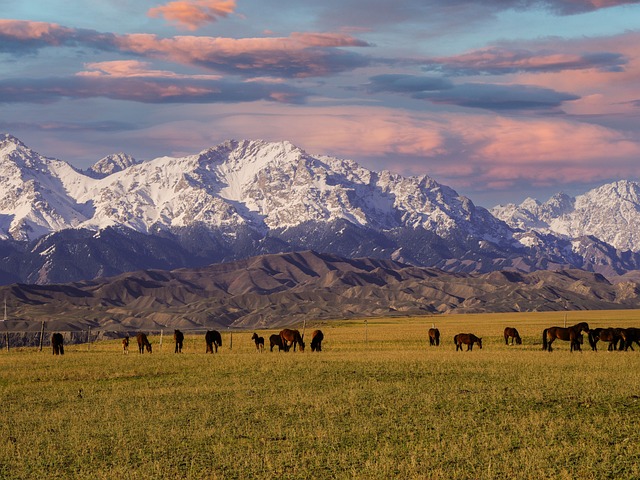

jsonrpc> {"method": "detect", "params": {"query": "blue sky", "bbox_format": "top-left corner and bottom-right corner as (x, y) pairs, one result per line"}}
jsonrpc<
(1, 0), (640, 206)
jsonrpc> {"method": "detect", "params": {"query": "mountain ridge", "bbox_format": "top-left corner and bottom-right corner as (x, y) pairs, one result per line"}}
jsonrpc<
(2, 250), (639, 332)
(1, 133), (640, 284)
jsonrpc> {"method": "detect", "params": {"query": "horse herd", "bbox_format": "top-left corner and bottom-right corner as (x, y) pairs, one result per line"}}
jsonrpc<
(115, 328), (323, 355)
(428, 323), (640, 352)
(47, 322), (640, 355)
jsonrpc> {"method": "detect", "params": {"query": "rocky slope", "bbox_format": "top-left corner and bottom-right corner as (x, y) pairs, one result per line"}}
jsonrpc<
(2, 251), (639, 332)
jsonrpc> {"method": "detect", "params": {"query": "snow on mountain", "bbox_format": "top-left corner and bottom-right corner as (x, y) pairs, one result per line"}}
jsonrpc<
(86, 153), (138, 178)
(0, 135), (512, 245)
(2, 133), (640, 283)
(492, 181), (640, 252)
(0, 134), (94, 240)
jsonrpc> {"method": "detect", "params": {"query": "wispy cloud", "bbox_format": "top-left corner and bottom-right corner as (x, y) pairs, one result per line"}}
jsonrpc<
(423, 47), (627, 76)
(0, 20), (372, 78)
(0, 73), (306, 104)
(148, 0), (236, 31)
(365, 74), (579, 112)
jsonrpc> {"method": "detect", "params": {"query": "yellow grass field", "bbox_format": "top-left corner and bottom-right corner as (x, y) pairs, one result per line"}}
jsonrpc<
(1, 310), (640, 479)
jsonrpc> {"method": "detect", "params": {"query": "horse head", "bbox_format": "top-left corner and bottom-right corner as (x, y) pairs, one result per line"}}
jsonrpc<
(477, 337), (483, 349)
(575, 322), (590, 333)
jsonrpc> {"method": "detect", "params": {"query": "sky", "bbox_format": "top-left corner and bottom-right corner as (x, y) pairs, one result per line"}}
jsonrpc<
(1, 1), (640, 206)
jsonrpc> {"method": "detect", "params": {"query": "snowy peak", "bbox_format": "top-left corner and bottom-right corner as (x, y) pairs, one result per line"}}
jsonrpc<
(87, 153), (138, 178)
(0, 135), (509, 244)
(492, 180), (640, 252)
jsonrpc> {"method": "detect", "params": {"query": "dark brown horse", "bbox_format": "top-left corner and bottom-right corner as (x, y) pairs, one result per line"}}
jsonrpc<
(280, 328), (305, 352)
(542, 322), (589, 352)
(205, 330), (222, 353)
(251, 333), (265, 352)
(174, 329), (184, 353)
(269, 334), (286, 352)
(51, 333), (64, 355)
(588, 327), (622, 352)
(504, 327), (522, 345)
(136, 333), (152, 354)
(620, 327), (640, 351)
(428, 328), (440, 346)
(122, 336), (129, 354)
(310, 330), (324, 352)
(454, 333), (482, 351)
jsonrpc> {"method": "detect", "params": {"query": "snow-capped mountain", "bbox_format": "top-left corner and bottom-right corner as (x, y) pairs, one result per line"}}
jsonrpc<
(0, 134), (512, 244)
(0, 134), (92, 241)
(86, 153), (138, 179)
(0, 133), (639, 284)
(492, 181), (640, 253)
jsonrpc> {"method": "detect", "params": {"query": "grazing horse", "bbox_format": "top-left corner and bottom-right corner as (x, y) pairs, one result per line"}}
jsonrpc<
(251, 333), (265, 352)
(504, 327), (522, 345)
(280, 328), (305, 352)
(174, 329), (184, 353)
(542, 322), (589, 352)
(428, 328), (440, 346)
(620, 327), (640, 351)
(454, 333), (482, 351)
(205, 330), (222, 353)
(588, 327), (622, 352)
(310, 330), (324, 352)
(136, 332), (152, 354)
(51, 333), (64, 355)
(122, 336), (129, 354)
(269, 334), (286, 352)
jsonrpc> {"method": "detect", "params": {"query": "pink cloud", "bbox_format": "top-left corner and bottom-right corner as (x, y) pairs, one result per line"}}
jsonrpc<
(77, 60), (222, 80)
(112, 31), (370, 77)
(148, 0), (236, 31)
(176, 103), (640, 189)
(0, 20), (371, 78)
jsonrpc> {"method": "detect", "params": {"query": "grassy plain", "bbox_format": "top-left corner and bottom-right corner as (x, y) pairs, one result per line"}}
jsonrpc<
(1, 310), (640, 479)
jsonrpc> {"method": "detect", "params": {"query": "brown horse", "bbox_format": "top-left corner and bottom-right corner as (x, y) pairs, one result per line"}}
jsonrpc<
(310, 330), (324, 352)
(174, 329), (184, 353)
(588, 327), (622, 352)
(122, 336), (129, 354)
(542, 322), (589, 352)
(280, 329), (305, 352)
(251, 333), (265, 352)
(51, 333), (64, 355)
(269, 334), (287, 352)
(428, 328), (440, 346)
(620, 327), (640, 351)
(136, 333), (152, 354)
(454, 333), (482, 351)
(504, 327), (522, 345)
(205, 330), (222, 353)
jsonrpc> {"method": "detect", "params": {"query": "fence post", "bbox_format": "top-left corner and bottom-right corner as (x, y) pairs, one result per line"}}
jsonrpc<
(4, 331), (8, 353)
(159, 329), (164, 352)
(229, 329), (233, 350)
(87, 328), (91, 351)
(39, 321), (45, 352)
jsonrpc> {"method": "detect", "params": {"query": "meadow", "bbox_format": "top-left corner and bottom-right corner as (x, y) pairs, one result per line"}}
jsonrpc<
(1, 310), (640, 479)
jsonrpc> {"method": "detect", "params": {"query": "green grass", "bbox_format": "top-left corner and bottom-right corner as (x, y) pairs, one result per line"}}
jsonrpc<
(1, 311), (640, 479)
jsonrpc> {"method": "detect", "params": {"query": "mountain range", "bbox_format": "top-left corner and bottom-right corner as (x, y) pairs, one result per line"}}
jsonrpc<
(1, 133), (639, 285)
(3, 250), (639, 333)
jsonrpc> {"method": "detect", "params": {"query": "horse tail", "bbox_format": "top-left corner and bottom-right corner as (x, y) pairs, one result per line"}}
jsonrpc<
(542, 329), (548, 351)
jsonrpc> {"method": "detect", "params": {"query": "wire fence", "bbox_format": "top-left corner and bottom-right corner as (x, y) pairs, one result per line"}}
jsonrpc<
(0, 319), (258, 351)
